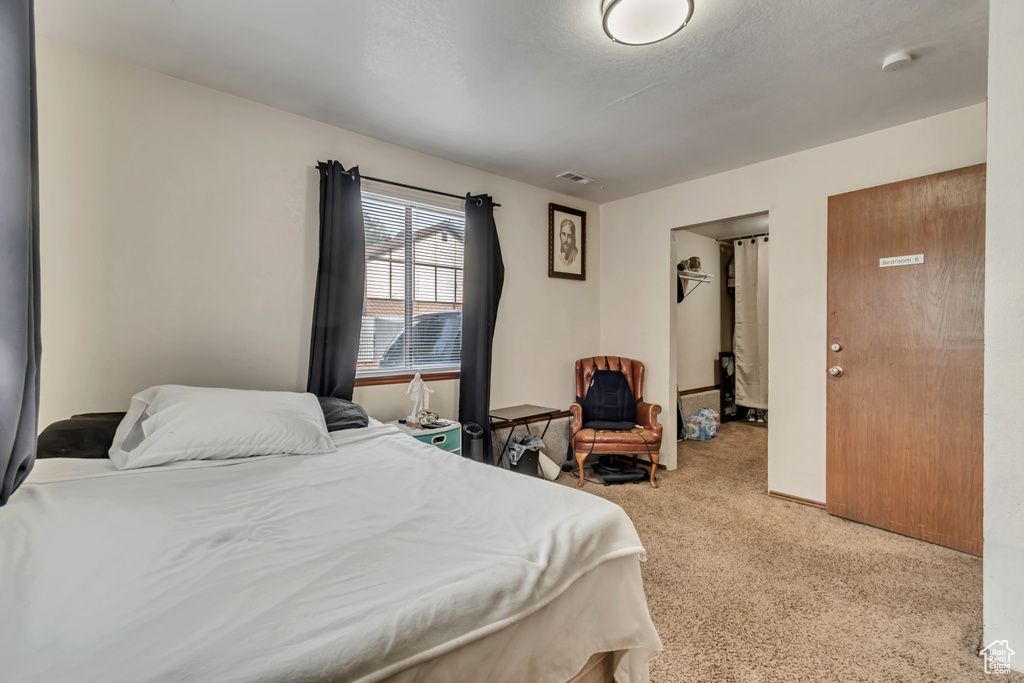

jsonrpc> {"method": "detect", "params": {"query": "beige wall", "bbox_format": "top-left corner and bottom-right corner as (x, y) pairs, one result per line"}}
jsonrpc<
(35, 40), (601, 427)
(674, 229), (722, 392)
(600, 104), (987, 485)
(984, 0), (1024, 666)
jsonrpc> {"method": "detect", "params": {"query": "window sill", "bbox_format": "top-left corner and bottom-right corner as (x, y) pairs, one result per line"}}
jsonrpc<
(355, 370), (460, 387)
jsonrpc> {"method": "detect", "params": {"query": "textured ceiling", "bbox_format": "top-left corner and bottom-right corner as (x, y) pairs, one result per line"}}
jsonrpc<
(36, 0), (988, 202)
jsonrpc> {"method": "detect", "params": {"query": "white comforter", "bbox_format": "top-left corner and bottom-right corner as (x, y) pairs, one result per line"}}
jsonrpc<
(1, 424), (655, 682)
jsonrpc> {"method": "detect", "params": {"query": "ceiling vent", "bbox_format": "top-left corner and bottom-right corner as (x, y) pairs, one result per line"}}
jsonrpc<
(557, 171), (596, 184)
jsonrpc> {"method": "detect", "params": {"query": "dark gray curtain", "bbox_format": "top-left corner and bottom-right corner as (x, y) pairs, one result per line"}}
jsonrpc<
(458, 195), (504, 464)
(1, 0), (41, 506)
(307, 161), (365, 401)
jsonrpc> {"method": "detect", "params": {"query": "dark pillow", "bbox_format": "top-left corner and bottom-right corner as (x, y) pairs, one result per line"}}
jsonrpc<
(317, 397), (369, 431)
(36, 398), (370, 459)
(37, 412), (126, 459)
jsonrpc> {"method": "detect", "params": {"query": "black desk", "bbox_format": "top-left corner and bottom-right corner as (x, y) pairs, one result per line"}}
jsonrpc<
(488, 404), (559, 467)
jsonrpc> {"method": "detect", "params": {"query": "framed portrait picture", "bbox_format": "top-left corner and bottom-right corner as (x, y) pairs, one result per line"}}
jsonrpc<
(548, 203), (586, 280)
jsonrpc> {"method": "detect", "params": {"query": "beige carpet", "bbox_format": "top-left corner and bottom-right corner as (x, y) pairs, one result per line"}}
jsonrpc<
(557, 422), (1021, 682)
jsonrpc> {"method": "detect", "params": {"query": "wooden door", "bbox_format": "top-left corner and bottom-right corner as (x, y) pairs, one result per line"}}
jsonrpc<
(826, 164), (985, 556)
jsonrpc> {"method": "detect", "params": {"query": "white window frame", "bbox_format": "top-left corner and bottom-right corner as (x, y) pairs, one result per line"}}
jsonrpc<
(356, 187), (464, 381)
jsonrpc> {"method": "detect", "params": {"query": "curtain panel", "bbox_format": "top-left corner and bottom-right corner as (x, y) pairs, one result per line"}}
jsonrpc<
(0, 0), (42, 505)
(733, 236), (769, 411)
(307, 161), (365, 401)
(458, 195), (504, 464)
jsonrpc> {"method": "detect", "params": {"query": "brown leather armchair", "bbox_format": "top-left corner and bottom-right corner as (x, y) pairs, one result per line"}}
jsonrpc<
(570, 356), (662, 488)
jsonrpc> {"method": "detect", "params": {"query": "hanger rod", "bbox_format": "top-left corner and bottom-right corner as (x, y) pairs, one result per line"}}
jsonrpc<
(316, 162), (501, 207)
(719, 232), (768, 243)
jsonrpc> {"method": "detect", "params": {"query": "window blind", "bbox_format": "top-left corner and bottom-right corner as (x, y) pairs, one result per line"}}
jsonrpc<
(358, 190), (465, 375)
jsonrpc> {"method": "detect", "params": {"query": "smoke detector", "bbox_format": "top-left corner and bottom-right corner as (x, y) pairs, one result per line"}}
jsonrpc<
(557, 171), (596, 184)
(882, 51), (913, 72)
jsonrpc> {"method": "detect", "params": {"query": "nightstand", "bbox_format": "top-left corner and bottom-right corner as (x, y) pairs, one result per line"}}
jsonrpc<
(388, 420), (462, 456)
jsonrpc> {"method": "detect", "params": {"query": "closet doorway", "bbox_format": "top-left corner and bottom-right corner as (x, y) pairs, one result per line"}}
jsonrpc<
(673, 212), (769, 444)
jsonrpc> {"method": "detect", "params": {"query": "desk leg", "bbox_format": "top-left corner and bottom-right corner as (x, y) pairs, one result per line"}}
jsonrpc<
(539, 416), (553, 440)
(501, 421), (519, 463)
(488, 418), (503, 467)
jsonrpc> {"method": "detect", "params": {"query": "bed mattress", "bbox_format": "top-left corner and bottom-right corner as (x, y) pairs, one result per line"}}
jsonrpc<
(0, 423), (660, 682)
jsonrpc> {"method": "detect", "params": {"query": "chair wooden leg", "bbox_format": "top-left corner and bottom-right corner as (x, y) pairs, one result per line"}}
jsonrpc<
(575, 451), (589, 488)
(632, 454), (638, 468)
(649, 450), (659, 488)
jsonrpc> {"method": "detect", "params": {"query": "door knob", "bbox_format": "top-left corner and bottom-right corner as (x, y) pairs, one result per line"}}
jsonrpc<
(829, 366), (844, 377)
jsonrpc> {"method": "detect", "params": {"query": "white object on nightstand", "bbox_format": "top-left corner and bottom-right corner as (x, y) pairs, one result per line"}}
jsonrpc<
(405, 373), (433, 424)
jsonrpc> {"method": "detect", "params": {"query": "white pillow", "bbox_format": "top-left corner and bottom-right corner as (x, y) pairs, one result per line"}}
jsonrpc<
(109, 385), (336, 470)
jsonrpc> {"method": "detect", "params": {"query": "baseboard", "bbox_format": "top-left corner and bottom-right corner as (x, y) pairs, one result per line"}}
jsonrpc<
(678, 385), (721, 396)
(768, 490), (825, 509)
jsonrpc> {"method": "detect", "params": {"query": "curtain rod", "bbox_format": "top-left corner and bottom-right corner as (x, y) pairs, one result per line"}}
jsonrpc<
(316, 162), (501, 207)
(719, 232), (768, 243)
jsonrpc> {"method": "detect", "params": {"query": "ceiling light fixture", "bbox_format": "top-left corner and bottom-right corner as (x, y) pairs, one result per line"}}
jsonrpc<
(602, 0), (694, 46)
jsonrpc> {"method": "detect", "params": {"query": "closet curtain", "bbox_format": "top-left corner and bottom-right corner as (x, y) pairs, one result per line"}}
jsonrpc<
(1, 0), (41, 506)
(733, 236), (769, 411)
(458, 195), (504, 464)
(307, 161), (365, 401)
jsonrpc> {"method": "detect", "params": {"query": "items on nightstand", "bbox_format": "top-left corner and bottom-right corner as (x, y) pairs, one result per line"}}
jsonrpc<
(404, 373), (433, 426)
(416, 410), (439, 426)
(389, 419), (462, 455)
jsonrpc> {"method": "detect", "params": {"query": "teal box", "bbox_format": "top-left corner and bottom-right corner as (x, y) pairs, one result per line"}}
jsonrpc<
(390, 420), (462, 455)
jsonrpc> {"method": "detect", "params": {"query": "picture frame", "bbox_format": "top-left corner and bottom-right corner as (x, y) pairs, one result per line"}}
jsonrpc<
(548, 203), (586, 280)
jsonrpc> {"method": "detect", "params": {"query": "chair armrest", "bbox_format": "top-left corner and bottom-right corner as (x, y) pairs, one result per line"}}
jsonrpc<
(570, 402), (584, 438)
(637, 401), (663, 436)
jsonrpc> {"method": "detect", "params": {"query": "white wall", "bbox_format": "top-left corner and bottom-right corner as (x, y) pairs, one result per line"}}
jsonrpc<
(600, 104), (987, 483)
(674, 230), (721, 391)
(984, 0), (1024, 666)
(35, 40), (602, 427)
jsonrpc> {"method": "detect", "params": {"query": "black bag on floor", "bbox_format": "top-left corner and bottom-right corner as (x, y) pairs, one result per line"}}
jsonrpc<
(593, 456), (648, 485)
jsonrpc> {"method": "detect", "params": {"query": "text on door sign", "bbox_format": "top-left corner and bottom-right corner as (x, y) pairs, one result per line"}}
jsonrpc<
(879, 254), (924, 268)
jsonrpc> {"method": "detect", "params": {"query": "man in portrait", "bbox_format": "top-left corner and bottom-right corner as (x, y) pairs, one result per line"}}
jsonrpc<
(559, 218), (579, 268)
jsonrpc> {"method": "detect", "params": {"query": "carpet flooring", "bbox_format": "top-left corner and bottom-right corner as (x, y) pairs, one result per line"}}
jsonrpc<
(557, 421), (1020, 682)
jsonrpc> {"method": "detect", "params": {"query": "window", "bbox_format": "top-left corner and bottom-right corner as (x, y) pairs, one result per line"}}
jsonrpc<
(357, 189), (464, 378)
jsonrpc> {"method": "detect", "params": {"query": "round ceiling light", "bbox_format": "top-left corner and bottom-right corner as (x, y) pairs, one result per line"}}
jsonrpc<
(602, 0), (694, 46)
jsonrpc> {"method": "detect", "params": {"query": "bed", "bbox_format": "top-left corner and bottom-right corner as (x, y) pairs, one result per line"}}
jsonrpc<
(0, 402), (661, 682)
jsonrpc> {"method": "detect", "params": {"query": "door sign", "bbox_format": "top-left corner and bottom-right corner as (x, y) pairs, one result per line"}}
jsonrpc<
(879, 254), (924, 268)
